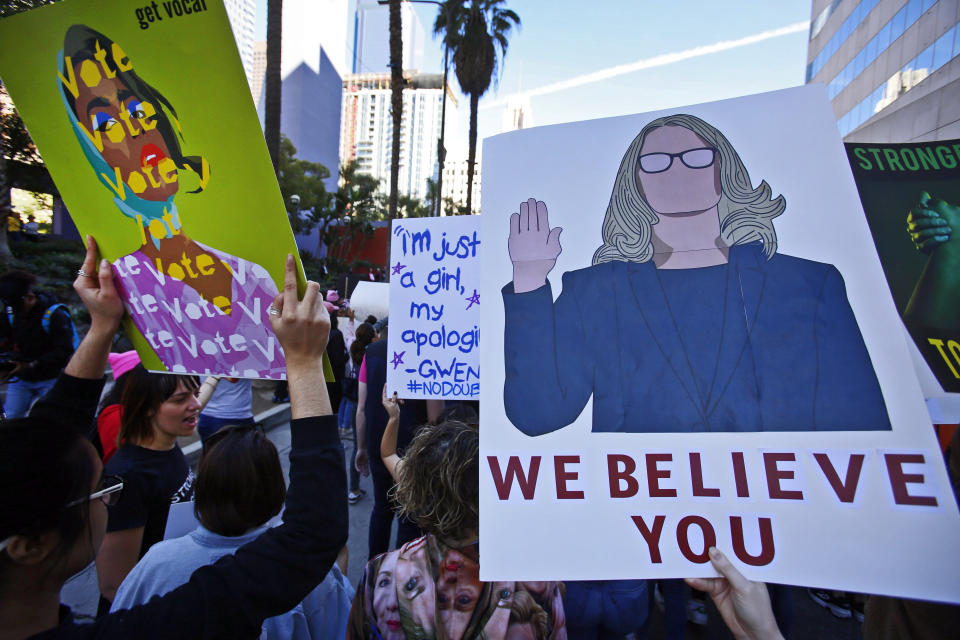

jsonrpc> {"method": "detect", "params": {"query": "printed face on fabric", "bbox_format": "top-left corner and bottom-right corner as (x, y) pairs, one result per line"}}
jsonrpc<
(355, 536), (567, 639)
(396, 537), (436, 636)
(437, 547), (482, 639)
(372, 550), (404, 640)
(636, 125), (722, 216)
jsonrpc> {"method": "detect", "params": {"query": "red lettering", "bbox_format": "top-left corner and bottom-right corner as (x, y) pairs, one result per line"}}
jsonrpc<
(676, 515), (716, 563)
(813, 453), (865, 503)
(630, 514), (666, 563)
(763, 452), (803, 500)
(554, 455), (584, 499)
(730, 516), (776, 566)
(731, 451), (749, 497)
(608, 454), (639, 498)
(885, 453), (938, 506)
(646, 453), (677, 497)
(689, 452), (720, 497)
(486, 455), (541, 500)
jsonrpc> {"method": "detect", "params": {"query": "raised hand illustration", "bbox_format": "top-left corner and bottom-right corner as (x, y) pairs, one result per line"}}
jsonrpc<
(508, 198), (563, 293)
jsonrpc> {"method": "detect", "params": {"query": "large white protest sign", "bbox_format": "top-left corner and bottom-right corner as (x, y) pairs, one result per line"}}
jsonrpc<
(387, 216), (481, 399)
(479, 85), (960, 602)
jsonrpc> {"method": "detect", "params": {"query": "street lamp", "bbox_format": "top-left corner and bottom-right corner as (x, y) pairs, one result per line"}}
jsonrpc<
(378, 0), (451, 216)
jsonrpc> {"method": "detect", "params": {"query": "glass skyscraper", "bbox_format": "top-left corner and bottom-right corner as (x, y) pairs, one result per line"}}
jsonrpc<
(806, 0), (960, 141)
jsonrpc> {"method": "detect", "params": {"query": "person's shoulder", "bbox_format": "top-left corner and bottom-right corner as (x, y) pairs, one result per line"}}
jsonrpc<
(366, 339), (388, 357)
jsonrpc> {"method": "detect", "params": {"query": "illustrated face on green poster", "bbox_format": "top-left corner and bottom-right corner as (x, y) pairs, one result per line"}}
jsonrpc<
(846, 141), (960, 395)
(0, 0), (300, 379)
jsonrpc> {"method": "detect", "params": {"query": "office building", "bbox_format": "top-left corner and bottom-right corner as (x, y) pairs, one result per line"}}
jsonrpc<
(807, 0), (960, 141)
(253, 0), (346, 193)
(442, 159), (481, 215)
(251, 41), (267, 106)
(223, 0), (256, 89)
(352, 0), (425, 73)
(340, 71), (457, 204)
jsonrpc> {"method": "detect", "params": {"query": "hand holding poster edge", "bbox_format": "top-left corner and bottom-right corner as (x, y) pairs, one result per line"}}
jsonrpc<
(0, 0), (305, 379)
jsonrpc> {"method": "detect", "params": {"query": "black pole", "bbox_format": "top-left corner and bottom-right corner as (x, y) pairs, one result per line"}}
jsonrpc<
(436, 45), (448, 216)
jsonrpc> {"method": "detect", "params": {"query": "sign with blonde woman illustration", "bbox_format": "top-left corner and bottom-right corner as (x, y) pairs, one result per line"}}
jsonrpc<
(479, 85), (960, 602)
(0, 0), (299, 379)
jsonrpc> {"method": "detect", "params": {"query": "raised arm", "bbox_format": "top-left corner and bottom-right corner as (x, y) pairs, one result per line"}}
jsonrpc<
(380, 388), (403, 481)
(93, 254), (347, 638)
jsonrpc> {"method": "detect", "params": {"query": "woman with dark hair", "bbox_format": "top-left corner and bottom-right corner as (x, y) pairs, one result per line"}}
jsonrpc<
(342, 322), (375, 504)
(110, 425), (354, 638)
(94, 365), (200, 604)
(348, 420), (567, 639)
(58, 24), (284, 378)
(0, 240), (347, 639)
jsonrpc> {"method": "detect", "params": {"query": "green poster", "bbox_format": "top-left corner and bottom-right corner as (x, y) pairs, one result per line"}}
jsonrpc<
(0, 0), (302, 379)
(845, 141), (960, 394)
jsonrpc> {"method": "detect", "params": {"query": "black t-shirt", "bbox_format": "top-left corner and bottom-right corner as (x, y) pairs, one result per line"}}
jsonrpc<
(104, 444), (195, 557)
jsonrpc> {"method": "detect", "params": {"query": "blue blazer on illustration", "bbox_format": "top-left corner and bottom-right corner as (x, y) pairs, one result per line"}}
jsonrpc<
(502, 243), (891, 435)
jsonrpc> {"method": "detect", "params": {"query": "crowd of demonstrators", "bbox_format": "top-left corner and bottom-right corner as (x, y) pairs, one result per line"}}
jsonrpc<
(110, 423), (354, 639)
(0, 241), (347, 639)
(0, 269), (77, 418)
(2, 240), (959, 640)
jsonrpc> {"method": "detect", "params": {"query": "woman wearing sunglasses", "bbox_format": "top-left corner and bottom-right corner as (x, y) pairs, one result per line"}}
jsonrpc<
(0, 239), (346, 639)
(502, 113), (890, 435)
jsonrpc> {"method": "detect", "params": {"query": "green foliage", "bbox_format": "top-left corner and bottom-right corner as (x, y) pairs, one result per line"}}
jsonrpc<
(277, 136), (331, 235)
(398, 194), (430, 218)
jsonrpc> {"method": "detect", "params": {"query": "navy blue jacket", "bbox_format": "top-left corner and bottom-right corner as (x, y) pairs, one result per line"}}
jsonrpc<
(502, 244), (891, 434)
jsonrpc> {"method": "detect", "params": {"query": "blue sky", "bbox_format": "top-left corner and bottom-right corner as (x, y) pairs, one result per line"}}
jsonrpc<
(257, 1), (813, 156)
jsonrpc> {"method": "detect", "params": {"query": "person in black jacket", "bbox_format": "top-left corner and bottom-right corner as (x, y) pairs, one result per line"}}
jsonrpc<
(0, 269), (75, 418)
(0, 239), (347, 639)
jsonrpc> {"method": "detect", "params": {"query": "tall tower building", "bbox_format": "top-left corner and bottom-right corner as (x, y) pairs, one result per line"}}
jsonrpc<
(806, 0), (960, 141)
(222, 0), (256, 89)
(340, 72), (457, 204)
(352, 0), (425, 73)
(254, 0), (347, 193)
(251, 40), (267, 106)
(283, 0), (349, 78)
(442, 159), (481, 215)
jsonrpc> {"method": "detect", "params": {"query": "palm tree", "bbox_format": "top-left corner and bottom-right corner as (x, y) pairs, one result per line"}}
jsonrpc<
(435, 0), (519, 213)
(264, 0), (283, 174)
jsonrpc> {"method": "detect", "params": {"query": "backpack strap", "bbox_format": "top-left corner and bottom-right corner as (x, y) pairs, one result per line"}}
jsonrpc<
(42, 303), (80, 350)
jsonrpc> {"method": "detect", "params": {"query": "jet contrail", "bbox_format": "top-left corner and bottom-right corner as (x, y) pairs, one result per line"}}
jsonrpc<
(482, 21), (810, 109)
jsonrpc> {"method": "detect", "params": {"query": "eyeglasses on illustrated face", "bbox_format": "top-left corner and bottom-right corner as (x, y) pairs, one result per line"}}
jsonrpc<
(66, 475), (125, 508)
(638, 147), (717, 174)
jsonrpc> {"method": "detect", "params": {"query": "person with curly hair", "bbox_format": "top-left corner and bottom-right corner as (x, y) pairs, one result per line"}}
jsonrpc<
(348, 417), (567, 639)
